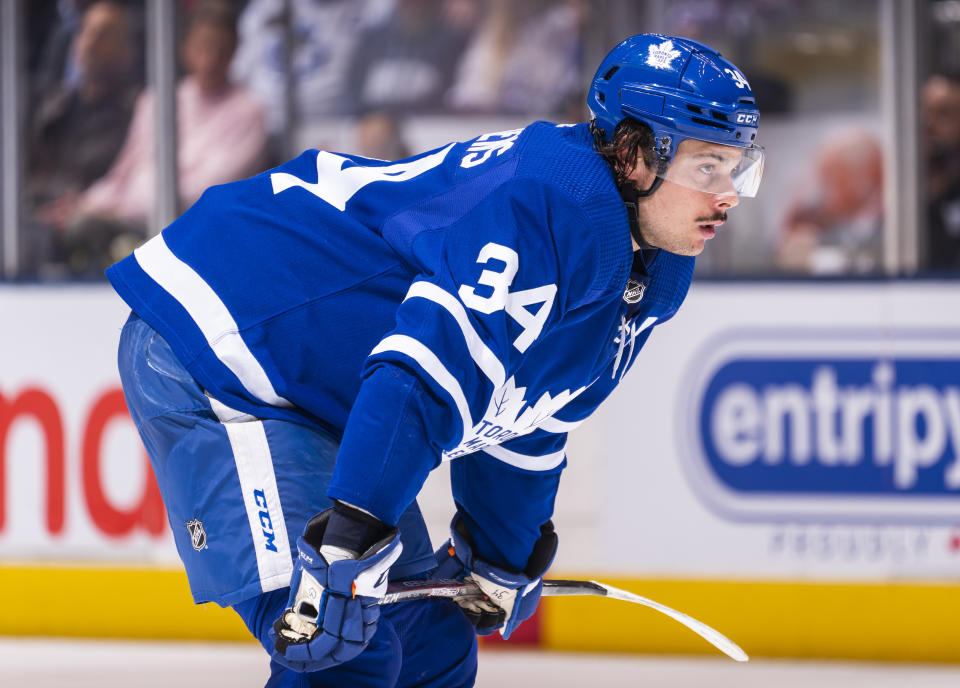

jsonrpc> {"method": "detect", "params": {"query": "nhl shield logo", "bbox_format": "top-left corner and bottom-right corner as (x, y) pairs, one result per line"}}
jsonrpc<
(623, 279), (645, 304)
(186, 519), (208, 551)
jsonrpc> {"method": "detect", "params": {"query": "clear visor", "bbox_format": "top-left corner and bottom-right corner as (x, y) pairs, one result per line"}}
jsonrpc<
(658, 139), (765, 198)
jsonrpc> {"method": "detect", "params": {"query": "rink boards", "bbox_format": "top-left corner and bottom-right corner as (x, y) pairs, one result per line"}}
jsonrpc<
(1, 282), (959, 660)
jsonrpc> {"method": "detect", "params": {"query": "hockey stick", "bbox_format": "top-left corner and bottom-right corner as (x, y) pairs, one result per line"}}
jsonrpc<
(382, 578), (748, 662)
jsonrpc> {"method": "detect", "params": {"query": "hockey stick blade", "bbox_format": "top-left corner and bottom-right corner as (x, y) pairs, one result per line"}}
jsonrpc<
(582, 580), (748, 663)
(382, 578), (748, 663)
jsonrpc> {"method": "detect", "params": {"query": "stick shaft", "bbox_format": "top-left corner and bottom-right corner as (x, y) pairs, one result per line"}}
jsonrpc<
(381, 579), (605, 604)
(381, 578), (748, 662)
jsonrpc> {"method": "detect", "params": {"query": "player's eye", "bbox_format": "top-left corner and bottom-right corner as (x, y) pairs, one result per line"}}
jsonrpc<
(698, 164), (717, 176)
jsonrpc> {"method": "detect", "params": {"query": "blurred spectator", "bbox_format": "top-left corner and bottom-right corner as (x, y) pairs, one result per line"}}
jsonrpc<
(27, 0), (84, 112)
(923, 73), (960, 270)
(27, 0), (140, 212)
(345, 0), (478, 115)
(497, 0), (586, 115)
(777, 129), (884, 275)
(54, 0), (268, 278)
(231, 0), (395, 134)
(29, 1), (147, 118)
(447, 0), (586, 115)
(353, 110), (412, 160)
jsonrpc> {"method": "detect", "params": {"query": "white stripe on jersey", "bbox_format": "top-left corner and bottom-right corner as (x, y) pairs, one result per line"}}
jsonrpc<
(207, 394), (258, 422)
(371, 334), (473, 442)
(404, 281), (506, 387)
(538, 417), (583, 434)
(209, 397), (293, 593)
(484, 443), (566, 472)
(134, 234), (292, 408)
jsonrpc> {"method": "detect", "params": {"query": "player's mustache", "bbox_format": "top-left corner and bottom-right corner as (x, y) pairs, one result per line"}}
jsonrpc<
(695, 213), (728, 223)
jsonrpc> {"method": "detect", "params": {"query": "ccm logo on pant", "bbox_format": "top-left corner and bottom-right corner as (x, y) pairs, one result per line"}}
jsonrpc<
(253, 489), (278, 552)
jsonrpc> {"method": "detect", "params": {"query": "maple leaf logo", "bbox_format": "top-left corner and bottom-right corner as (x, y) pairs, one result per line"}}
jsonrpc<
(646, 40), (682, 70)
(488, 376), (529, 421)
(442, 377), (588, 460)
(515, 387), (586, 430)
(443, 376), (586, 459)
(480, 377), (586, 432)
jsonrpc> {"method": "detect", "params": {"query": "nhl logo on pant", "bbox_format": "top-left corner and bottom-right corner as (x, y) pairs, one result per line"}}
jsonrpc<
(186, 518), (208, 551)
(623, 279), (645, 304)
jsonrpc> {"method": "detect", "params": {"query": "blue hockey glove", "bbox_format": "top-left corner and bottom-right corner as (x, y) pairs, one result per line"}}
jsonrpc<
(270, 503), (402, 673)
(434, 513), (557, 639)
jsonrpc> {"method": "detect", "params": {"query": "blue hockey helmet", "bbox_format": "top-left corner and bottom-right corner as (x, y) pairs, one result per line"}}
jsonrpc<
(588, 33), (763, 197)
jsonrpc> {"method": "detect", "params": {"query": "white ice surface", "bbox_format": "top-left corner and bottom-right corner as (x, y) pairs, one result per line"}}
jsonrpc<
(2, 639), (960, 687)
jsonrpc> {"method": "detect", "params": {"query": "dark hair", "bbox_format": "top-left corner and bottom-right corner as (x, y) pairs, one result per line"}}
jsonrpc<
(929, 71), (960, 89)
(591, 117), (658, 186)
(186, 0), (238, 38)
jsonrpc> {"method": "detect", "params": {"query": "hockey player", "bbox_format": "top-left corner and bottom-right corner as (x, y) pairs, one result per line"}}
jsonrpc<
(109, 33), (763, 687)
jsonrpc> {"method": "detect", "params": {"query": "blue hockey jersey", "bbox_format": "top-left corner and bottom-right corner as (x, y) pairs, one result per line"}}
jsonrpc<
(107, 122), (694, 571)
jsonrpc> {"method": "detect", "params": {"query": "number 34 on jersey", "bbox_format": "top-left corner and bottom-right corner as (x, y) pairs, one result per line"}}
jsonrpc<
(459, 242), (556, 354)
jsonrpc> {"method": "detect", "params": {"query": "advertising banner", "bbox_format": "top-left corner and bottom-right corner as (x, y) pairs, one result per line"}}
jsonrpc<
(3, 283), (960, 582)
(560, 281), (960, 580)
(0, 286), (174, 562)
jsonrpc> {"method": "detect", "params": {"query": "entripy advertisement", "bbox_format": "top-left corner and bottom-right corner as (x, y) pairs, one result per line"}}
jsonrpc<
(561, 281), (960, 580)
(684, 330), (960, 521)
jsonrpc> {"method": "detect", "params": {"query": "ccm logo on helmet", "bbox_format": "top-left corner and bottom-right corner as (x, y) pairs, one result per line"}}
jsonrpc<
(736, 113), (758, 125)
(680, 330), (960, 523)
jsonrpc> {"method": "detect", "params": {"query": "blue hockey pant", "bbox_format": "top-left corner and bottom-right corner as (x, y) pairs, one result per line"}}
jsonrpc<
(117, 312), (477, 687)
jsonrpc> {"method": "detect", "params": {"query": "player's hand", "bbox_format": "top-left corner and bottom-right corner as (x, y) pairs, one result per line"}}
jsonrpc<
(434, 514), (557, 639)
(270, 505), (402, 673)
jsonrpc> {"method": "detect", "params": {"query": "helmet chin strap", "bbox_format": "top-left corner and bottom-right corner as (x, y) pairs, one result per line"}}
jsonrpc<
(618, 176), (664, 250)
